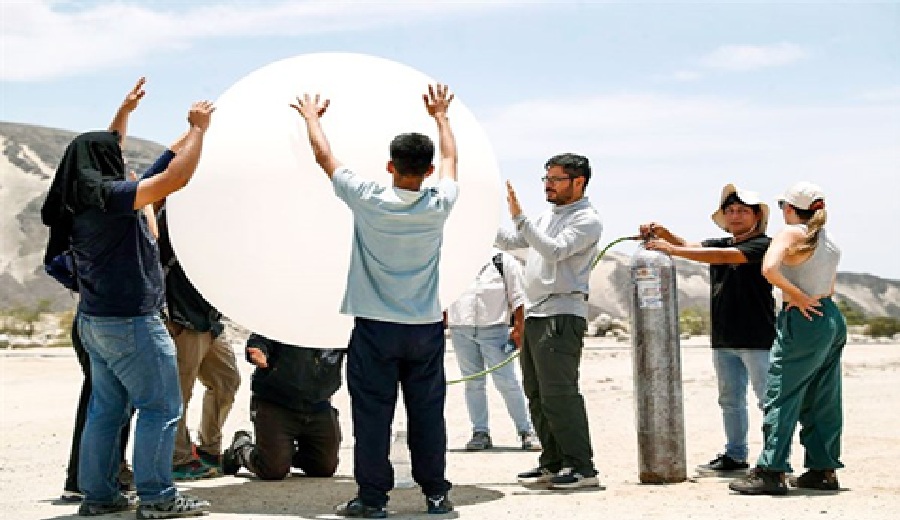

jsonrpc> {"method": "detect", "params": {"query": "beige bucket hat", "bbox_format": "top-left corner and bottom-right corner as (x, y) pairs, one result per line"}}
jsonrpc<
(711, 183), (770, 234)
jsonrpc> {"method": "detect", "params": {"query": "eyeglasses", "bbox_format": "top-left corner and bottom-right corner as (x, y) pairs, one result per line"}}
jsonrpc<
(541, 175), (574, 184)
(723, 206), (755, 216)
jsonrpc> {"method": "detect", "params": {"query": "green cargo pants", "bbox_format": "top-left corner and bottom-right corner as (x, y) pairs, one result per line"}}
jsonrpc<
(756, 298), (847, 473)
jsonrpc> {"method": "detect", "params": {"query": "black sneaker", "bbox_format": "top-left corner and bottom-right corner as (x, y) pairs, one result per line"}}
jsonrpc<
(788, 469), (839, 490)
(729, 468), (788, 496)
(516, 466), (555, 485)
(697, 453), (750, 473)
(334, 497), (387, 519)
(548, 467), (601, 490)
(222, 430), (253, 476)
(425, 494), (453, 514)
(77, 493), (137, 516)
(464, 431), (492, 451)
(136, 493), (210, 519)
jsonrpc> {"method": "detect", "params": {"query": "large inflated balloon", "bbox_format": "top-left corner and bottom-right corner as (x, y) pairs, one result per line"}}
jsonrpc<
(166, 53), (501, 347)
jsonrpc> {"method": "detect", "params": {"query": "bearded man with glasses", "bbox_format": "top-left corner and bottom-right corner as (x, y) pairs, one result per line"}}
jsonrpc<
(496, 153), (602, 490)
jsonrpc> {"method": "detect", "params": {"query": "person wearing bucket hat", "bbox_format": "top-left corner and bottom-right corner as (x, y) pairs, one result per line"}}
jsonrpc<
(639, 183), (776, 475)
(730, 181), (845, 496)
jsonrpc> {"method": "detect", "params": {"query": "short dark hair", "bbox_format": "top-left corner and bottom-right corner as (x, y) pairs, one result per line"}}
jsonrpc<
(544, 153), (592, 186)
(721, 193), (762, 216)
(389, 133), (435, 176)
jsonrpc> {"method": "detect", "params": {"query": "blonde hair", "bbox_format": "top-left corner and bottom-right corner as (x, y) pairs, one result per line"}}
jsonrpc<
(790, 205), (827, 254)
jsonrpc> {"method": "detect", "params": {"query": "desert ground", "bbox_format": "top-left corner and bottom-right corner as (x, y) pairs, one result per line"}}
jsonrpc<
(1, 336), (898, 520)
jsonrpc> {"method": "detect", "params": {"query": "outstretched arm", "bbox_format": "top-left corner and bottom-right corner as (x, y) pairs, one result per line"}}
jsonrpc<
(423, 84), (457, 182)
(108, 77), (146, 148)
(133, 101), (215, 209)
(290, 94), (341, 178)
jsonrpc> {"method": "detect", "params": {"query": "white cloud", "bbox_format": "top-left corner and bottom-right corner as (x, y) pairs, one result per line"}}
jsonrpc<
(0, 0), (516, 81)
(699, 42), (808, 71)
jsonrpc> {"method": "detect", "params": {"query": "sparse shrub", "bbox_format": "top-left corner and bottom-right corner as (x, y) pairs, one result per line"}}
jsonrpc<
(865, 317), (900, 338)
(679, 307), (710, 336)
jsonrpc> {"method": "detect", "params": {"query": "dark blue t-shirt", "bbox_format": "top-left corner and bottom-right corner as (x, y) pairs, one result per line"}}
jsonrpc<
(72, 180), (165, 316)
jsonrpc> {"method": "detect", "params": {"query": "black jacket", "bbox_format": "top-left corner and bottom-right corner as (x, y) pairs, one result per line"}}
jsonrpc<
(246, 333), (344, 413)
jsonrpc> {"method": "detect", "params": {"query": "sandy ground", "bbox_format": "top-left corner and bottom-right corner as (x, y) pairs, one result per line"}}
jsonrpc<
(1, 336), (899, 520)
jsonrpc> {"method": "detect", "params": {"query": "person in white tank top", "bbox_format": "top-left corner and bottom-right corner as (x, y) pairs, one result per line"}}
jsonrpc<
(730, 181), (848, 496)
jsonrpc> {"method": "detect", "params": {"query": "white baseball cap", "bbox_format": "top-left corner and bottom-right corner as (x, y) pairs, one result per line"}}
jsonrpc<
(778, 181), (826, 210)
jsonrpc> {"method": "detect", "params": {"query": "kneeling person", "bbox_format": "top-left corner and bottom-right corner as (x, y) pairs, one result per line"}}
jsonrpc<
(223, 333), (343, 479)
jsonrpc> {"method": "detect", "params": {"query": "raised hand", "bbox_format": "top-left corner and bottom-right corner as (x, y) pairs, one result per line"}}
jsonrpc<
(121, 77), (147, 113)
(506, 180), (523, 218)
(187, 101), (215, 132)
(423, 83), (454, 119)
(290, 93), (330, 121)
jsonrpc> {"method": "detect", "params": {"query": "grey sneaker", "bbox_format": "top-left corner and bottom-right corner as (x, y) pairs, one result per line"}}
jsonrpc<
(519, 431), (541, 451)
(136, 493), (210, 519)
(464, 431), (492, 451)
(77, 494), (137, 516)
(548, 467), (601, 490)
(222, 430), (253, 476)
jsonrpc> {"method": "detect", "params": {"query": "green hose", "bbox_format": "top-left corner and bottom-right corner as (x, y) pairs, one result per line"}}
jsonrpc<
(447, 235), (640, 385)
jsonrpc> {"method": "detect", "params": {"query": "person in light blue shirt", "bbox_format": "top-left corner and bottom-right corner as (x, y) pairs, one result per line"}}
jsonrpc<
(291, 85), (458, 518)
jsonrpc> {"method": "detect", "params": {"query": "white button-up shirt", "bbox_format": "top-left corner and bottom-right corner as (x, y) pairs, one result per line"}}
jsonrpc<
(446, 249), (527, 327)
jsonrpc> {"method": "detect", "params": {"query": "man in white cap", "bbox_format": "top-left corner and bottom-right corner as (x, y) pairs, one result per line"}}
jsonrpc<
(639, 184), (776, 475)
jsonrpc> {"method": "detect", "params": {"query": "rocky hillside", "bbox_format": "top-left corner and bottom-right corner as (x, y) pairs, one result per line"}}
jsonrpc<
(1, 121), (898, 320)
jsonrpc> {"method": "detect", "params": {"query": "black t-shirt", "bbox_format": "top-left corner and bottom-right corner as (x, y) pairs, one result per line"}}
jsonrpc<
(701, 235), (775, 350)
(72, 180), (164, 316)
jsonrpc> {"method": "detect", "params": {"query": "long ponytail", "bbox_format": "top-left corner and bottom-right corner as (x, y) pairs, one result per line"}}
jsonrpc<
(791, 200), (827, 254)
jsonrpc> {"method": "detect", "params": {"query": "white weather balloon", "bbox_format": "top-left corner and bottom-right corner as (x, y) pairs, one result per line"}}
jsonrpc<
(167, 53), (501, 347)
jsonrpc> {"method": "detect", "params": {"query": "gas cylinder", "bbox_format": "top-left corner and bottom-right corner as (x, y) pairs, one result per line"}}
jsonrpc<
(630, 241), (687, 483)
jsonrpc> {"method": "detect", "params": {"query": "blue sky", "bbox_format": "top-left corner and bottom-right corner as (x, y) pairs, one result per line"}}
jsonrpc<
(2, 0), (899, 279)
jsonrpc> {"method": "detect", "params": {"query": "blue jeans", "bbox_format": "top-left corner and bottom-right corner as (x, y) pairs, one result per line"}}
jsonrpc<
(450, 325), (532, 434)
(78, 313), (182, 505)
(713, 347), (770, 462)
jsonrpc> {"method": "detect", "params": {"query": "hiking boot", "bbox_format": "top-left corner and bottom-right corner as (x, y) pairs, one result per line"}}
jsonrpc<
(519, 431), (541, 451)
(516, 466), (555, 485)
(548, 467), (601, 490)
(789, 469), (839, 490)
(697, 453), (750, 473)
(334, 497), (387, 519)
(77, 493), (137, 516)
(60, 489), (83, 503)
(136, 493), (210, 519)
(171, 459), (217, 481)
(425, 494), (453, 514)
(464, 431), (492, 451)
(118, 461), (135, 491)
(222, 430), (253, 476)
(729, 468), (787, 495)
